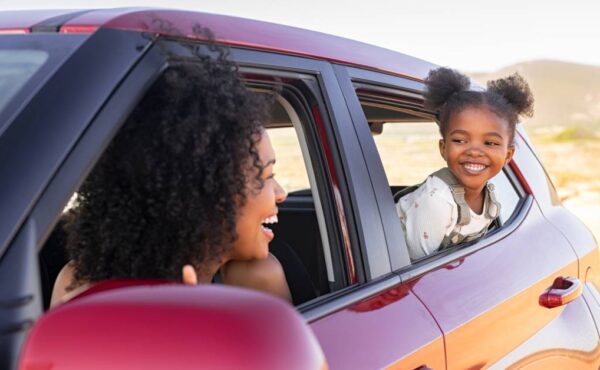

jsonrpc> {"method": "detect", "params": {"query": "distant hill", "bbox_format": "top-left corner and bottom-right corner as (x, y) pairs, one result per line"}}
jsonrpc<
(469, 60), (600, 131)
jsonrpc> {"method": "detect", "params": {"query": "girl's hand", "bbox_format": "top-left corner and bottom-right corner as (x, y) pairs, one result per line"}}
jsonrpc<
(182, 265), (198, 285)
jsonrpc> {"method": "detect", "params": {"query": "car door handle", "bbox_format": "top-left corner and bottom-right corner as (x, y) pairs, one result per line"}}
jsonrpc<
(539, 276), (582, 308)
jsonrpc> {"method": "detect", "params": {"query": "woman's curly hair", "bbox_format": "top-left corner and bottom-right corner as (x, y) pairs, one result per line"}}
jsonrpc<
(424, 67), (534, 141)
(65, 42), (270, 286)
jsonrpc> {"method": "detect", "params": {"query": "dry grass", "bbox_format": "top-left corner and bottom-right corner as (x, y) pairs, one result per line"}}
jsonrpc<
(531, 136), (600, 242)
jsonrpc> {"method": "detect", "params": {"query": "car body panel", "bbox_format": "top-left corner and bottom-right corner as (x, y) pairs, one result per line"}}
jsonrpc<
(0, 10), (81, 33)
(0, 8), (436, 81)
(310, 282), (445, 370)
(409, 201), (597, 368)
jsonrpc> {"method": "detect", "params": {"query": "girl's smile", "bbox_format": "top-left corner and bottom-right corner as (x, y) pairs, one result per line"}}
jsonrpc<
(439, 106), (515, 204)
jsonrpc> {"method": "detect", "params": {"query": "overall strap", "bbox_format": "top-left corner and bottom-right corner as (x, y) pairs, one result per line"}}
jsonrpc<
(440, 226), (488, 250)
(484, 183), (501, 219)
(432, 168), (470, 226)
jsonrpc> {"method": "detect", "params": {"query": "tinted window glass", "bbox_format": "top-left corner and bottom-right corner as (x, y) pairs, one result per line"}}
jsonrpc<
(0, 34), (87, 134)
(0, 50), (48, 114)
(489, 171), (520, 224)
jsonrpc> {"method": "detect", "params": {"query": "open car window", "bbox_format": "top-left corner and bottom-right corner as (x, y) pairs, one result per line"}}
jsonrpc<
(355, 85), (525, 262)
(38, 51), (352, 312)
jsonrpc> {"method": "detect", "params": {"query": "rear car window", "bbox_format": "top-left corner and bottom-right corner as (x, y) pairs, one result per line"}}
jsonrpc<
(0, 49), (48, 113)
(0, 34), (87, 134)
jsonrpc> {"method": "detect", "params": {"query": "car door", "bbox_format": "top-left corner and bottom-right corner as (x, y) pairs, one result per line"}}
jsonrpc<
(222, 45), (445, 369)
(336, 64), (600, 369)
(0, 28), (156, 369)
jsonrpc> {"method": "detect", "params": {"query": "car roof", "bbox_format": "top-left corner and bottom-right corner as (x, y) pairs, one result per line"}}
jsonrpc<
(0, 8), (436, 81)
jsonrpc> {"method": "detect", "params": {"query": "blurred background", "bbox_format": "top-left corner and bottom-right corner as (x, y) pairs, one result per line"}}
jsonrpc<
(3, 0), (599, 240)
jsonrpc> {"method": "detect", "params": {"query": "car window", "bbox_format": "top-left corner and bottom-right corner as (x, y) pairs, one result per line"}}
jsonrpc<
(0, 34), (88, 134)
(39, 63), (345, 310)
(489, 169), (521, 224)
(268, 126), (310, 192)
(0, 50), (48, 114)
(261, 95), (336, 305)
(372, 120), (444, 185)
(356, 87), (524, 255)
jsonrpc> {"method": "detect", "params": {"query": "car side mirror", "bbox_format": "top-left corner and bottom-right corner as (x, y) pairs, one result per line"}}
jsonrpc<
(18, 281), (327, 370)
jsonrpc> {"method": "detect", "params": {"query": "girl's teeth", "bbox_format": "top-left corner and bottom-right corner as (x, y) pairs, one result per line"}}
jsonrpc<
(464, 163), (485, 172)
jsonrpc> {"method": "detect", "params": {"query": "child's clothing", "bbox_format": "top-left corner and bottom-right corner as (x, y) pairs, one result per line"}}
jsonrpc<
(395, 168), (500, 260)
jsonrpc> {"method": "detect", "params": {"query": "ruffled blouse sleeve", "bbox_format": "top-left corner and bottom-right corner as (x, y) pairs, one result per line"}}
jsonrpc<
(396, 176), (456, 260)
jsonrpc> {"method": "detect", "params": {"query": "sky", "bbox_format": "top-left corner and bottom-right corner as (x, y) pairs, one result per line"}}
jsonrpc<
(2, 0), (599, 72)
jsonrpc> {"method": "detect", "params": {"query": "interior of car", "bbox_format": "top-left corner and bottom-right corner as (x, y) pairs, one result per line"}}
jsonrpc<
(38, 91), (333, 309)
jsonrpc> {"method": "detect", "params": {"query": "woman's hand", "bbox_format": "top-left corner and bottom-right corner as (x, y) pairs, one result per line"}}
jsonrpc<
(182, 265), (198, 285)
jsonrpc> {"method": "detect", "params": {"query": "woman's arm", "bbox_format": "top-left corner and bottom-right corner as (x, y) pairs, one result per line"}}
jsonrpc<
(221, 254), (292, 303)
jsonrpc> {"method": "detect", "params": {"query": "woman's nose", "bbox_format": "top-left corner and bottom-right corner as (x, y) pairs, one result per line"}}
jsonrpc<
(274, 179), (287, 203)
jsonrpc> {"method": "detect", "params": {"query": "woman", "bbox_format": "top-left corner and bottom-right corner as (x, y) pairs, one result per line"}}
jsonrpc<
(51, 47), (291, 306)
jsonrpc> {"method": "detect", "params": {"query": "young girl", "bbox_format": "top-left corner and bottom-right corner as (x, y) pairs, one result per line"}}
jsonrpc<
(397, 67), (534, 260)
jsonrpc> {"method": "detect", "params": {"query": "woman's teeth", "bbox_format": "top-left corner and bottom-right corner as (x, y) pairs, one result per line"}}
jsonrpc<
(261, 215), (278, 231)
(262, 215), (278, 225)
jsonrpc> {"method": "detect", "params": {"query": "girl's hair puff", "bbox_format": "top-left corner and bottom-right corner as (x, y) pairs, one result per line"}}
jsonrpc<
(424, 67), (534, 142)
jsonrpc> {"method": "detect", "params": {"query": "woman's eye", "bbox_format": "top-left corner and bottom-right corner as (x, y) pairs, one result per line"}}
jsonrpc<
(267, 173), (276, 180)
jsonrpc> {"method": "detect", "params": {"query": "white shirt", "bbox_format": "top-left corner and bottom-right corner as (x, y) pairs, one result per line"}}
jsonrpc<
(396, 176), (495, 260)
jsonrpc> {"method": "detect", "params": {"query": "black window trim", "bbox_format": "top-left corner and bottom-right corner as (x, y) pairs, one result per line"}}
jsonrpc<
(241, 69), (350, 295)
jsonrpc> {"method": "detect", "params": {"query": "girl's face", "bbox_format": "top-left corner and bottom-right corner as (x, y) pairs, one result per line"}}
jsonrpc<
(439, 107), (515, 195)
(229, 130), (287, 261)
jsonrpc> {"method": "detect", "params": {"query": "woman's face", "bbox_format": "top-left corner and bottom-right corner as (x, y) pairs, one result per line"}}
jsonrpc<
(229, 130), (287, 261)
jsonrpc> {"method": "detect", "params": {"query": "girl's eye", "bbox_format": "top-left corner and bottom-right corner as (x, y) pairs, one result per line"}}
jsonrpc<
(485, 141), (500, 146)
(451, 139), (466, 144)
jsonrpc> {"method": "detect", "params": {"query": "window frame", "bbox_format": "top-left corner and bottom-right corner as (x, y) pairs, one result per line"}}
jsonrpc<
(242, 70), (349, 299)
(23, 36), (398, 318)
(335, 64), (532, 274)
(225, 48), (420, 319)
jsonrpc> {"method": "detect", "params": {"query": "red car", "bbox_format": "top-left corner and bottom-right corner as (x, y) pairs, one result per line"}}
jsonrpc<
(2, 8), (600, 370)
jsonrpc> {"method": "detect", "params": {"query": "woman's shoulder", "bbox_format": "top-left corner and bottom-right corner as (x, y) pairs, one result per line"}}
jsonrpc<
(50, 262), (91, 308)
(222, 254), (292, 303)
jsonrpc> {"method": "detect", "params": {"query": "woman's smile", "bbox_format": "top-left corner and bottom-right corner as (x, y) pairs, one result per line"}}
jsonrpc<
(260, 213), (278, 241)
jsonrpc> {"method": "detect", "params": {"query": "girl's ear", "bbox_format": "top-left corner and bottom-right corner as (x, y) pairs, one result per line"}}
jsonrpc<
(505, 144), (515, 164)
(439, 139), (447, 161)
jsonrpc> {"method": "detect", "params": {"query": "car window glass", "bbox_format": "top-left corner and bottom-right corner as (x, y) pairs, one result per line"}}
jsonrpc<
(261, 92), (338, 306)
(489, 171), (520, 224)
(268, 127), (310, 192)
(0, 50), (47, 114)
(372, 121), (444, 185)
